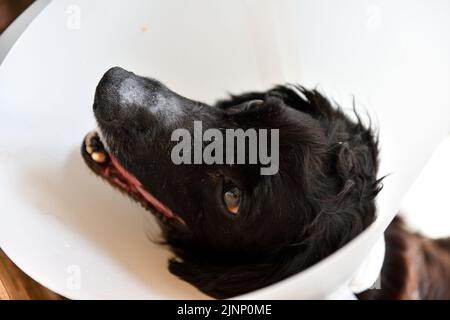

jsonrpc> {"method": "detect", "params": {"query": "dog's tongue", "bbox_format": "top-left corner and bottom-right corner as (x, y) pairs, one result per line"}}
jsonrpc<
(110, 157), (174, 219)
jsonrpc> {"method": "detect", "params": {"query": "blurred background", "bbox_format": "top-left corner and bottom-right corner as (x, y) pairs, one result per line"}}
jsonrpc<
(0, 0), (33, 34)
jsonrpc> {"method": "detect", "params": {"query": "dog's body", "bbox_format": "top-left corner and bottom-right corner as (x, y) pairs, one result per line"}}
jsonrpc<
(82, 67), (450, 299)
(360, 217), (450, 299)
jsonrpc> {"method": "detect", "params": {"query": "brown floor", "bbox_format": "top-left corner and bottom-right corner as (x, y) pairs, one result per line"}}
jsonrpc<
(0, 0), (62, 300)
(0, 250), (63, 300)
(0, 0), (34, 34)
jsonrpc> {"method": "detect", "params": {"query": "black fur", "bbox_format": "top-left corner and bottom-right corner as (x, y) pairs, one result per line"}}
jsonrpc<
(165, 88), (382, 298)
(92, 67), (382, 298)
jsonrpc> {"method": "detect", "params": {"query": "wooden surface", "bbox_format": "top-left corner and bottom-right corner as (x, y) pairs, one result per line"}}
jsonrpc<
(0, 0), (63, 300)
(0, 0), (34, 34)
(0, 250), (63, 300)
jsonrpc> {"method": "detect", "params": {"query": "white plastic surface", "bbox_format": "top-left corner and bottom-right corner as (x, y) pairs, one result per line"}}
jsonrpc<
(401, 137), (450, 239)
(1, 0), (450, 299)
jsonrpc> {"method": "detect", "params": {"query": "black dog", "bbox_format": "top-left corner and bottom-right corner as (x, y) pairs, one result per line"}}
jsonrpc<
(82, 67), (449, 299)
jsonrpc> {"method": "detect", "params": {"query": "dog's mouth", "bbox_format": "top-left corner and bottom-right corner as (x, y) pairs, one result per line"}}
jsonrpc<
(81, 130), (185, 225)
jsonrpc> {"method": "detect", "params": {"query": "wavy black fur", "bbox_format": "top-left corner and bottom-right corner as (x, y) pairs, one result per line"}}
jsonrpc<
(164, 86), (383, 298)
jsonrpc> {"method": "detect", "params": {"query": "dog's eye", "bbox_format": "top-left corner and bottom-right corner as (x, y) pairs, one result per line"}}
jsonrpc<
(223, 185), (241, 215)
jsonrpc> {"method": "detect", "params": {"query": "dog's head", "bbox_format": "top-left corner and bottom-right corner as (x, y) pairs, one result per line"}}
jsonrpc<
(82, 67), (382, 298)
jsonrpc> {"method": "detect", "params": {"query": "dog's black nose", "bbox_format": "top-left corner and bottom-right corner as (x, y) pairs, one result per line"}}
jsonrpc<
(93, 67), (191, 129)
(102, 66), (132, 83)
(94, 67), (148, 123)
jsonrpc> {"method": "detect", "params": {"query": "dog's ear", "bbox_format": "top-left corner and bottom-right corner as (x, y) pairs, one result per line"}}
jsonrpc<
(168, 247), (309, 299)
(299, 110), (383, 253)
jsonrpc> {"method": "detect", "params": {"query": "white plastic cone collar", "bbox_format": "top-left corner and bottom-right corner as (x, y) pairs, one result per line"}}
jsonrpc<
(1, 0), (450, 299)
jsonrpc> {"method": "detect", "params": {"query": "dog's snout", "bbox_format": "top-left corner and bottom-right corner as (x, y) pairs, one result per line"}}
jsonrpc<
(104, 66), (132, 81)
(96, 67), (134, 99)
(94, 67), (147, 122)
(93, 67), (189, 129)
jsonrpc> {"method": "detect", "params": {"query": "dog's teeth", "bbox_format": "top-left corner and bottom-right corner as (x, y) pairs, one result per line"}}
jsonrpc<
(85, 130), (98, 154)
(91, 151), (106, 163)
(86, 145), (94, 154)
(85, 130), (97, 146)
